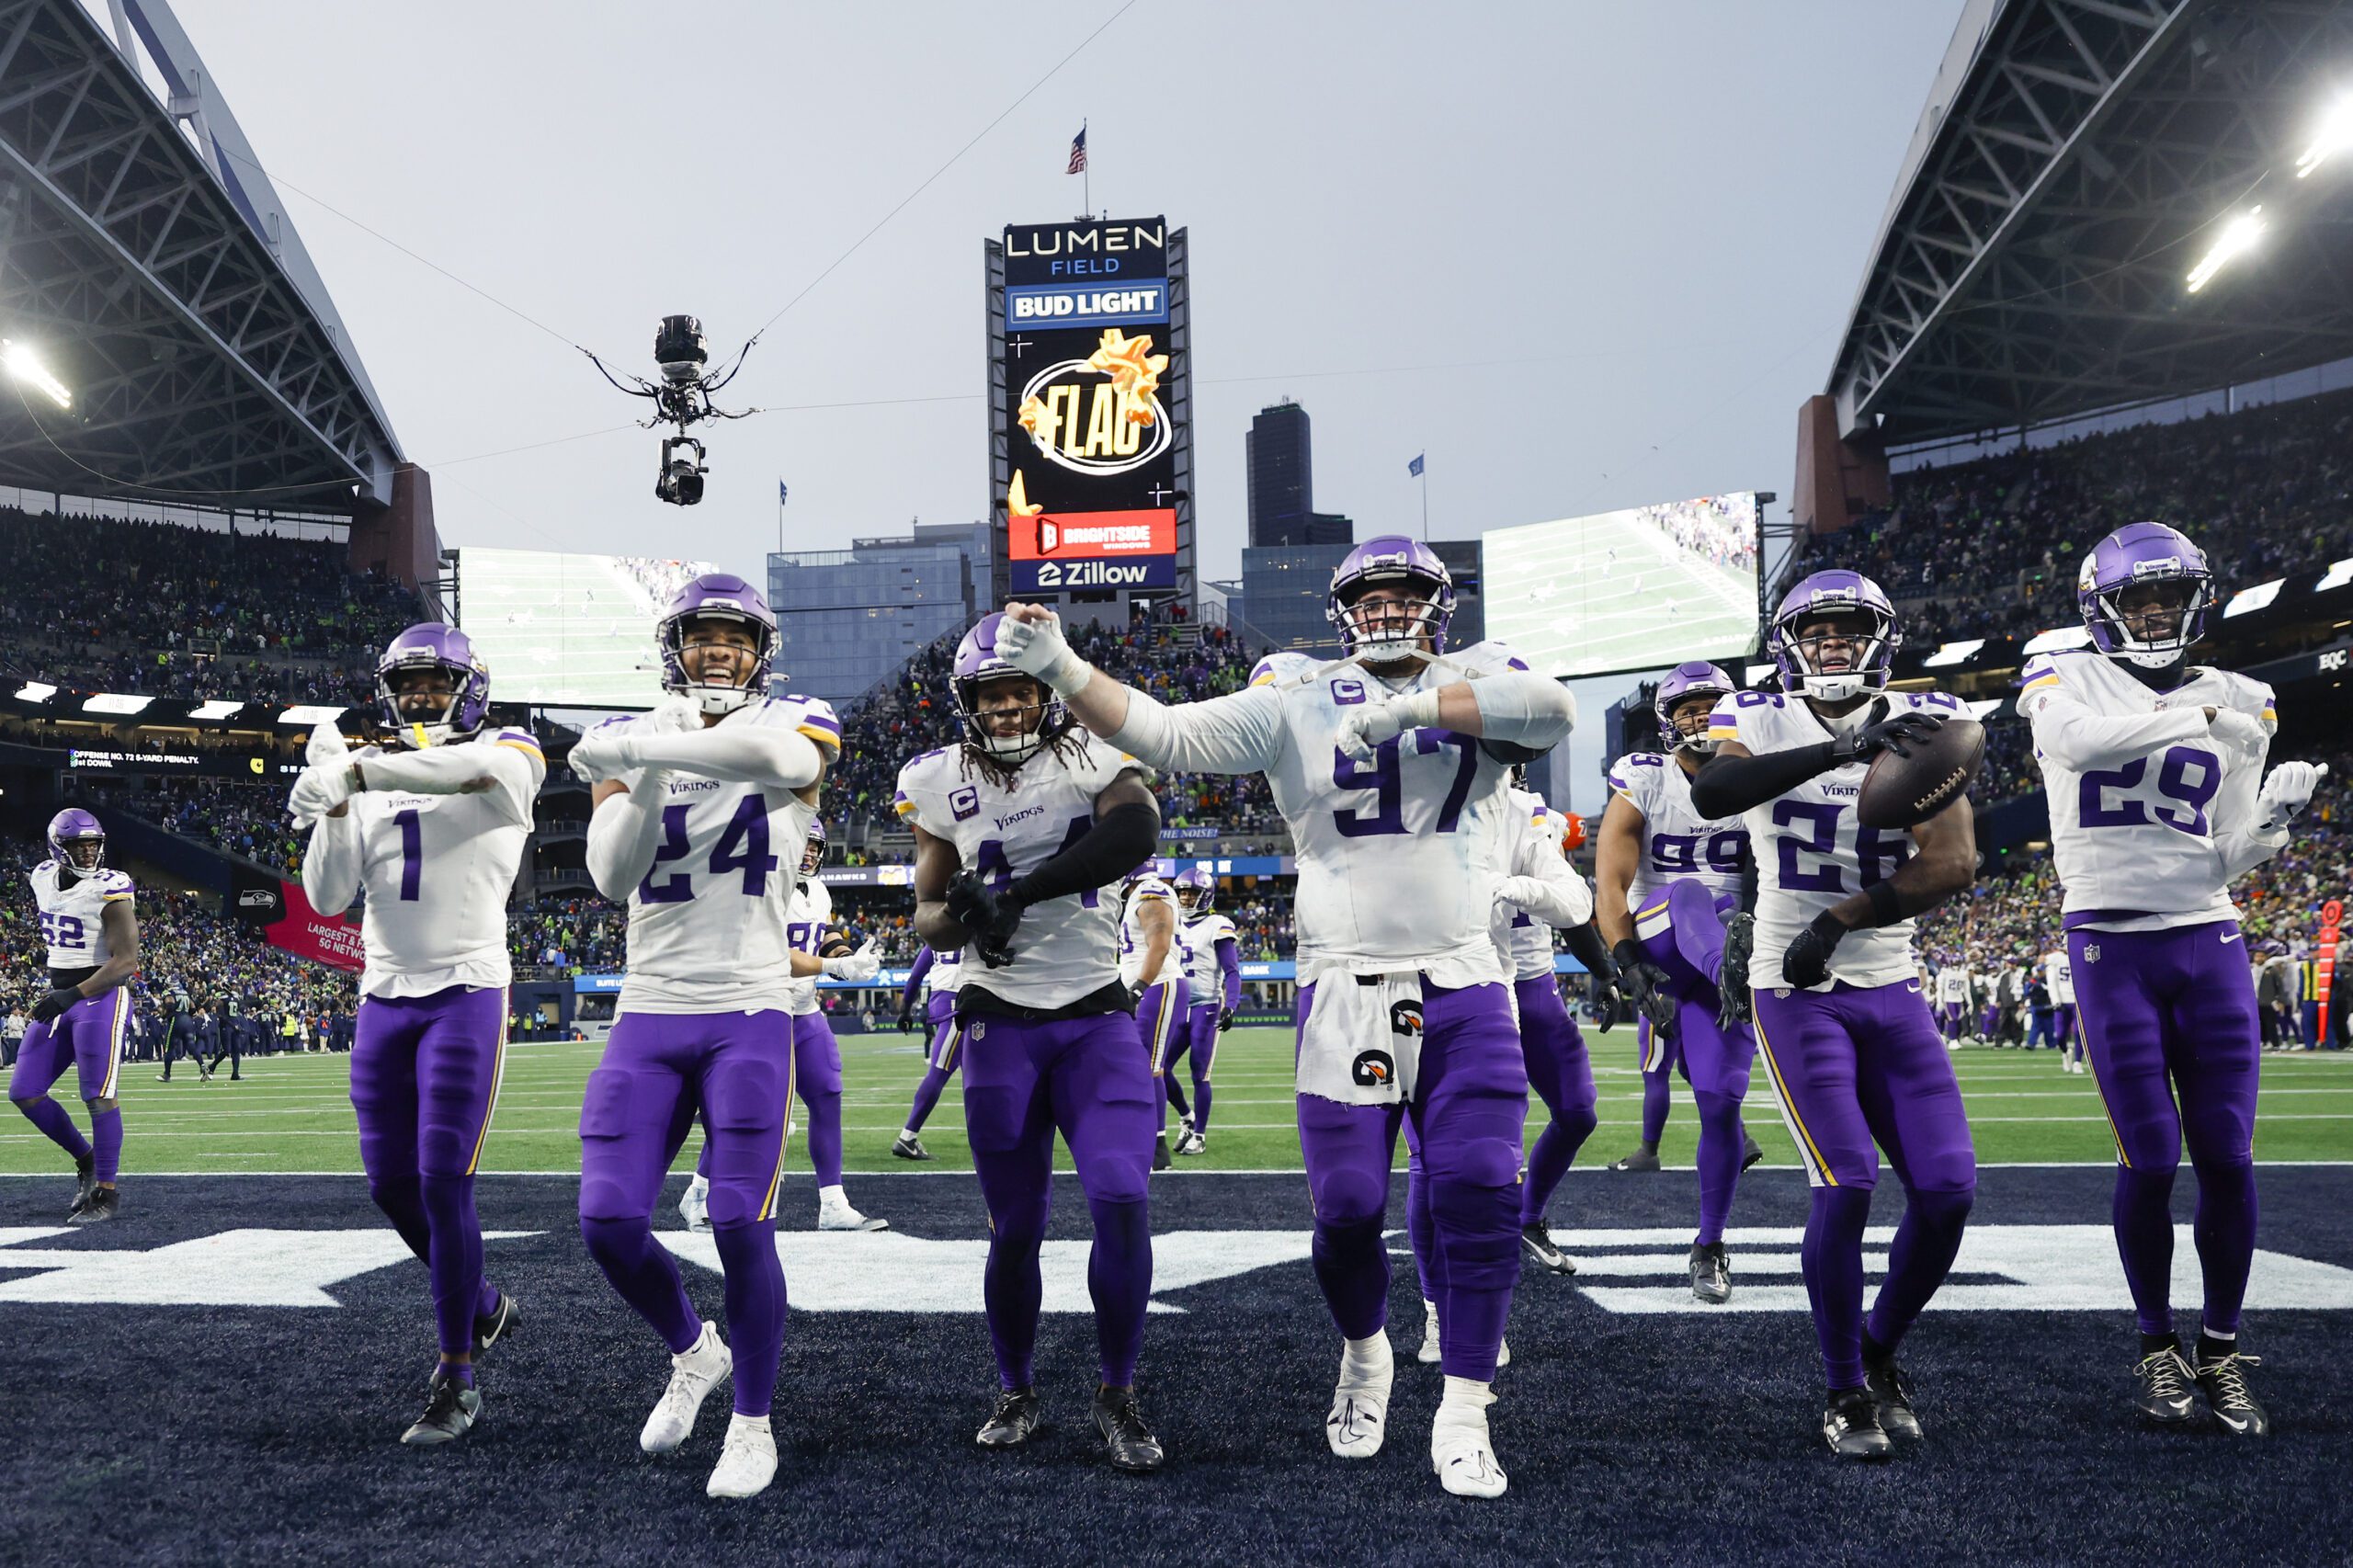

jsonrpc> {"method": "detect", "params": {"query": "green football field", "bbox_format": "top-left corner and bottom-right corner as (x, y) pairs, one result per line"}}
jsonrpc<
(5, 1028), (2348, 1176)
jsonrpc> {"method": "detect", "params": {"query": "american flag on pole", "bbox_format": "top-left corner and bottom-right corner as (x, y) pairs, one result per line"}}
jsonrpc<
(1067, 126), (1088, 175)
(778, 480), (789, 506)
(1408, 453), (1426, 478)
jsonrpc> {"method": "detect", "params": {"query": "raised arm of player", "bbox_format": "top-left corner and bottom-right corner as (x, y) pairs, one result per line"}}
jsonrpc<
(1689, 714), (1942, 820)
(2019, 673), (2238, 774)
(989, 603), (1285, 775)
(585, 768), (675, 903)
(301, 809), (363, 917)
(574, 715), (828, 795)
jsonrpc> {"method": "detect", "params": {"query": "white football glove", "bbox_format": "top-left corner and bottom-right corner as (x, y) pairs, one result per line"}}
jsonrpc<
(652, 696), (701, 734)
(821, 937), (882, 983)
(1335, 689), (1442, 760)
(567, 724), (635, 784)
(304, 722), (350, 768)
(289, 760), (359, 824)
(2257, 760), (2325, 833)
(2207, 706), (2268, 755)
(1494, 872), (1594, 931)
(991, 608), (1093, 697)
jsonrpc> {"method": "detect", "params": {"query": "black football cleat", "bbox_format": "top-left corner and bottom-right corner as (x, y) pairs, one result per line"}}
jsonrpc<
(890, 1133), (934, 1162)
(2132, 1344), (2199, 1426)
(2194, 1351), (2268, 1437)
(976, 1388), (1043, 1449)
(1822, 1387), (1893, 1461)
(1863, 1353), (1921, 1441)
(401, 1369), (482, 1447)
(1740, 1128), (1766, 1170)
(1608, 1147), (1661, 1173)
(1688, 1241), (1731, 1304)
(472, 1291), (520, 1356)
(68, 1186), (118, 1225)
(69, 1153), (96, 1217)
(1092, 1385), (1165, 1473)
(1519, 1220), (1575, 1275)
(1153, 1135), (1172, 1172)
(1715, 914), (1756, 1028)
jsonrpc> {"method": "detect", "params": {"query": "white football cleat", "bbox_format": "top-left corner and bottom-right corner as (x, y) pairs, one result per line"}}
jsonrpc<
(641, 1321), (732, 1454)
(817, 1186), (889, 1233)
(705, 1413), (777, 1499)
(678, 1175), (711, 1234)
(1325, 1335), (1392, 1460)
(1431, 1407), (1509, 1499)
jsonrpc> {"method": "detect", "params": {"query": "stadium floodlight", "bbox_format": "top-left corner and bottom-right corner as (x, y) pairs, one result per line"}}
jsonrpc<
(277, 704), (347, 725)
(2223, 577), (2286, 619)
(1922, 639), (1985, 668)
(188, 699), (245, 720)
(1965, 699), (2003, 722)
(1744, 663), (1776, 687)
(2317, 558), (2353, 594)
(2021, 625), (2093, 656)
(13, 680), (57, 700)
(2295, 96), (2353, 178)
(1, 338), (69, 407)
(82, 693), (153, 715)
(2186, 208), (2266, 294)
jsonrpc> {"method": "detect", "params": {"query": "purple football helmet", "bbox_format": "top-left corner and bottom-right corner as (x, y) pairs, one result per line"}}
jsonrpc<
(659, 573), (778, 715)
(1768, 570), (1899, 701)
(1171, 864), (1214, 915)
(800, 817), (827, 878)
(376, 623), (493, 747)
(2078, 521), (2213, 669)
(46, 807), (104, 878)
(1654, 660), (1736, 754)
(953, 612), (1070, 766)
(1326, 535), (1456, 659)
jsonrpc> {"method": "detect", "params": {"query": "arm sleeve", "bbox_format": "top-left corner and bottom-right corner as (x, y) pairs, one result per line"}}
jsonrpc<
(1006, 799), (1161, 908)
(585, 770), (672, 902)
(1688, 742), (1840, 820)
(1217, 937), (1241, 1010)
(901, 948), (935, 1011)
(358, 739), (542, 825)
(2019, 678), (2209, 773)
(1106, 684), (1285, 776)
(1469, 670), (1576, 758)
(1562, 919), (1616, 980)
(301, 812), (362, 917)
(617, 722), (824, 792)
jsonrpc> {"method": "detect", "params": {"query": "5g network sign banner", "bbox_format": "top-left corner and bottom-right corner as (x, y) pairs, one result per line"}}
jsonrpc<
(992, 216), (1188, 597)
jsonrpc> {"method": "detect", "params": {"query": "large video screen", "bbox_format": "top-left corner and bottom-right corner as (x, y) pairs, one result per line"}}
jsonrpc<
(451, 548), (717, 709)
(1481, 493), (1760, 679)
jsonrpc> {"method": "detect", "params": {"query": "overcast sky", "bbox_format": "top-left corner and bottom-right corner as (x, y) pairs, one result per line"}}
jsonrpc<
(168, 0), (1963, 811)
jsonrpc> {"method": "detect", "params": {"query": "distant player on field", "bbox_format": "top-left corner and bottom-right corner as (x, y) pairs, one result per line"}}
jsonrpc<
(1166, 866), (1238, 1155)
(294, 625), (540, 1445)
(892, 943), (966, 1161)
(1117, 867), (1191, 1171)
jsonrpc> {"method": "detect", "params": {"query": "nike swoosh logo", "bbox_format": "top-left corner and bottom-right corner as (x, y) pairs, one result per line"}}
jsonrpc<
(2222, 932), (2241, 944)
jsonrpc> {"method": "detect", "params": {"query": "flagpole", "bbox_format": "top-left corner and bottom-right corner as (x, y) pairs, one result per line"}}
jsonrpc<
(777, 481), (785, 556)
(1420, 468), (1429, 540)
(1083, 118), (1090, 215)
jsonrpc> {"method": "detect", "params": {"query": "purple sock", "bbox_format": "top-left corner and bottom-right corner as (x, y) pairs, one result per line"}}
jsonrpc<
(904, 1064), (951, 1135)
(420, 1173), (487, 1358)
(1428, 1169), (1518, 1381)
(1086, 1198), (1152, 1386)
(713, 1219), (787, 1416)
(803, 1087), (844, 1188)
(440, 1361), (476, 1388)
(1518, 1109), (1596, 1227)
(88, 1106), (122, 1183)
(2112, 1165), (2178, 1336)
(475, 1281), (500, 1318)
(1191, 1077), (1212, 1132)
(1163, 1069), (1191, 1123)
(1311, 1216), (1391, 1341)
(581, 1213), (702, 1355)
(1802, 1185), (1872, 1389)
(20, 1097), (92, 1163)
(1154, 1072), (1168, 1134)
(1405, 1156), (1438, 1301)
(1864, 1187), (1972, 1354)
(2192, 1161), (2257, 1337)
(1640, 1070), (1671, 1147)
(1691, 1089), (1746, 1245)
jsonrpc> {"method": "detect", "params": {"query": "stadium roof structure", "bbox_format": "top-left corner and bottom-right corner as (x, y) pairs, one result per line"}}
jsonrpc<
(1826, 0), (2353, 447)
(0, 0), (402, 510)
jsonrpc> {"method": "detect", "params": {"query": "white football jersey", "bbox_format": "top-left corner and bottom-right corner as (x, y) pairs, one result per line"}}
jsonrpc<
(1710, 687), (1969, 991)
(1936, 969), (1972, 1005)
(2043, 949), (2075, 1006)
(1117, 875), (1188, 991)
(31, 861), (133, 969)
(894, 734), (1140, 1009)
(1182, 909), (1237, 1002)
(609, 696), (835, 1015)
(1499, 786), (1583, 981)
(783, 876), (833, 1017)
(2019, 650), (2276, 932)
(344, 729), (543, 997)
(926, 945), (966, 999)
(1607, 749), (1748, 911)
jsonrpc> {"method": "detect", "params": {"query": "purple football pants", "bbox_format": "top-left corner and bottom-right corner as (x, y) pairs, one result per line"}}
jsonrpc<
(1162, 1004), (1222, 1132)
(580, 1009), (793, 1418)
(1752, 979), (1976, 1391)
(1136, 978), (1190, 1134)
(348, 986), (508, 1360)
(1638, 878), (1758, 1244)
(903, 994), (963, 1138)
(1302, 979), (1526, 1382)
(9, 988), (129, 1181)
(691, 1004), (847, 1187)
(2070, 921), (2261, 1339)
(959, 1008), (1155, 1391)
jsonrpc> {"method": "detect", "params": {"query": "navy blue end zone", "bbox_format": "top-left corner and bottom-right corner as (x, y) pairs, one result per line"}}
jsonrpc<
(3, 1168), (2349, 1565)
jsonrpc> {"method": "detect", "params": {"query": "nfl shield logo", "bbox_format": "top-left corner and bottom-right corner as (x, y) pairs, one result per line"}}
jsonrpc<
(2083, 945), (2100, 963)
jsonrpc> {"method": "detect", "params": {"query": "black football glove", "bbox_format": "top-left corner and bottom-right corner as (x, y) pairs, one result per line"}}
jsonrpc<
(1612, 940), (1679, 1040)
(1781, 910), (1851, 989)
(1586, 963), (1624, 1033)
(31, 987), (79, 1024)
(945, 871), (1021, 968)
(1715, 912), (1756, 1032)
(1215, 1006), (1234, 1033)
(1831, 710), (1944, 766)
(895, 1004), (915, 1032)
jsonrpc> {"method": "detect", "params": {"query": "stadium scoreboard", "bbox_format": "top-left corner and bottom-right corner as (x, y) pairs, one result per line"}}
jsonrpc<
(987, 217), (1192, 607)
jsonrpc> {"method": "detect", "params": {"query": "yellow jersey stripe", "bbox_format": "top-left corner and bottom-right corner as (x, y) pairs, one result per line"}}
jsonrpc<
(466, 993), (512, 1176)
(1751, 1009), (1836, 1187)
(495, 738), (546, 760)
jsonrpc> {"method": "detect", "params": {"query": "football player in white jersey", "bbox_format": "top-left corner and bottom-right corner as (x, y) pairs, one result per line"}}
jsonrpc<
(678, 820), (886, 1233)
(1934, 959), (1975, 1049)
(565, 573), (839, 1500)
(1688, 570), (1978, 1460)
(892, 942), (965, 1161)
(1595, 661), (1766, 1303)
(1166, 867), (1238, 1154)
(2019, 521), (2319, 1436)
(895, 612), (1165, 1472)
(293, 623), (541, 1444)
(11, 809), (138, 1225)
(992, 535), (1577, 1498)
(1117, 869), (1191, 1170)
(2040, 946), (2080, 1071)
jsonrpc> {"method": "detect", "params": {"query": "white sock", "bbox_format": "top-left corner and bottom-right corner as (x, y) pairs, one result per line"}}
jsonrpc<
(1437, 1375), (1495, 1427)
(818, 1183), (848, 1209)
(1422, 1298), (1438, 1318)
(687, 1174), (710, 1198)
(899, 1126), (918, 1141)
(1341, 1333), (1392, 1378)
(726, 1412), (771, 1436)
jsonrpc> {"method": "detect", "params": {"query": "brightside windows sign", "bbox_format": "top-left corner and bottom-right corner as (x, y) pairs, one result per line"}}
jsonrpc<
(1008, 508), (1179, 592)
